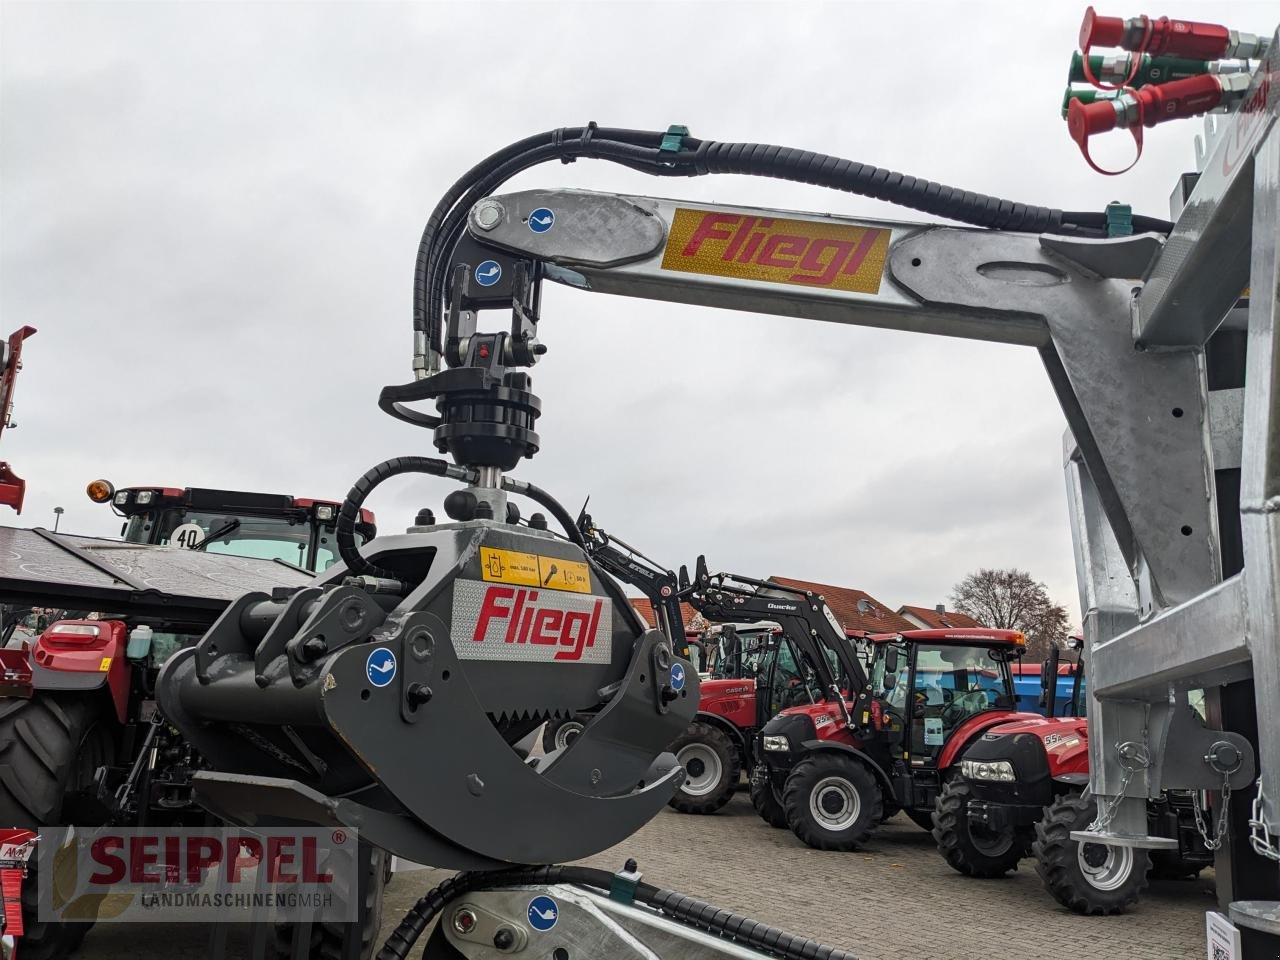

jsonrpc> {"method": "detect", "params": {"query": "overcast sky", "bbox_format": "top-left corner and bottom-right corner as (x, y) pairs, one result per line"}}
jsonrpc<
(2, 1), (1273, 624)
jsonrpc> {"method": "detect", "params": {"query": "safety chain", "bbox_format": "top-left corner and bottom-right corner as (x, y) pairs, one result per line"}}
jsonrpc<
(1249, 779), (1280, 862)
(1192, 779), (1232, 851)
(1088, 736), (1150, 834)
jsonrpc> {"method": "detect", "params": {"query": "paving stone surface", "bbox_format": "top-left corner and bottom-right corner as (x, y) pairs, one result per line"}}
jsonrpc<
(77, 790), (1214, 958)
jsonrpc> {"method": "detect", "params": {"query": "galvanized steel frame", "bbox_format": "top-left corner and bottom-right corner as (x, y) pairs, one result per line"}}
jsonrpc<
(465, 21), (1279, 916)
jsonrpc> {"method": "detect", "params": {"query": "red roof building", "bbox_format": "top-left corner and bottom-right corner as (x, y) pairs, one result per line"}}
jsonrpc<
(767, 576), (915, 634)
(629, 598), (706, 631)
(897, 604), (985, 630)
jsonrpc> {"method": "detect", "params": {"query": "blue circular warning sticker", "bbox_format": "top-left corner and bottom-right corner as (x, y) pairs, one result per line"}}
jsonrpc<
(528, 207), (555, 234)
(527, 895), (558, 931)
(474, 260), (502, 287)
(365, 647), (396, 688)
(670, 662), (686, 692)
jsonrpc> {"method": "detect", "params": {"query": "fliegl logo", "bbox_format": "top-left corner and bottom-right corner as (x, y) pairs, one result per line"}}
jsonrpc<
(661, 208), (891, 293)
(452, 580), (612, 664)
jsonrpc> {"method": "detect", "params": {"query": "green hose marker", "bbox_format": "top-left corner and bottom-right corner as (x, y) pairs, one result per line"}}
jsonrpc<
(1068, 51), (1212, 87)
(1105, 202), (1133, 239)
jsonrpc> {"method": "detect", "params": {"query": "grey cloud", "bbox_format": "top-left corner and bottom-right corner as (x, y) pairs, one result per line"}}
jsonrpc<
(5, 1), (1271, 625)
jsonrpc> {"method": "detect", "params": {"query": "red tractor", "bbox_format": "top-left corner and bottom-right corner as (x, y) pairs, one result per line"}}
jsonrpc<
(751, 628), (1040, 850)
(938, 639), (1217, 914)
(668, 621), (837, 814)
(0, 482), (379, 959)
(665, 563), (870, 816)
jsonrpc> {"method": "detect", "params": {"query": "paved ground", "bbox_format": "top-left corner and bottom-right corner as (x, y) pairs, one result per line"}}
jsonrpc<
(79, 791), (1214, 959)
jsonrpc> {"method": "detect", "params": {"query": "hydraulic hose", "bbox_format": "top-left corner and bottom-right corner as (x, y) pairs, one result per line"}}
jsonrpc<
(376, 864), (857, 960)
(336, 456), (453, 582)
(502, 477), (586, 548)
(414, 125), (1176, 362)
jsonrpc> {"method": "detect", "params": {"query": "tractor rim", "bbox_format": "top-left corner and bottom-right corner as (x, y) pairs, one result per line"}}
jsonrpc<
(554, 721), (584, 752)
(969, 821), (1015, 857)
(809, 776), (860, 831)
(676, 743), (723, 797)
(1077, 840), (1134, 891)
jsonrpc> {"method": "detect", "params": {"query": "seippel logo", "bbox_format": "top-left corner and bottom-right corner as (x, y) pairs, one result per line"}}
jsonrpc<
(661, 208), (891, 294)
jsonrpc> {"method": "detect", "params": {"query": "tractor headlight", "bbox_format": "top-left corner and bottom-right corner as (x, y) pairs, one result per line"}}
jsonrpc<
(762, 735), (791, 753)
(961, 759), (1016, 782)
(134, 490), (155, 505)
(113, 491), (131, 506)
(314, 504), (336, 522)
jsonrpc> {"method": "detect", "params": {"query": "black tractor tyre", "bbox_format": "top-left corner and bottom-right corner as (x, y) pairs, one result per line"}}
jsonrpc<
(782, 753), (882, 851)
(0, 694), (114, 960)
(749, 765), (787, 828)
(932, 779), (1025, 878)
(540, 716), (587, 754)
(1033, 793), (1150, 915)
(272, 843), (388, 960)
(668, 722), (740, 814)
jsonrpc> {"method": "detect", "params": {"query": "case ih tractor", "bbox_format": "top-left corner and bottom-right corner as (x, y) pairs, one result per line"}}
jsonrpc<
(938, 639), (1216, 914)
(661, 563), (874, 816)
(751, 628), (1039, 850)
(0, 481), (378, 959)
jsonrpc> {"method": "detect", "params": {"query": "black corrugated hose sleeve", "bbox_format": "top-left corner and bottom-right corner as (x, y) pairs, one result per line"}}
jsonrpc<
(508, 479), (586, 547)
(376, 865), (857, 960)
(335, 456), (451, 582)
(694, 139), (1062, 233)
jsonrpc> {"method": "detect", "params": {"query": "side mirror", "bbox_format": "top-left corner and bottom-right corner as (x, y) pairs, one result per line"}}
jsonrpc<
(882, 673), (897, 691)
(884, 648), (900, 675)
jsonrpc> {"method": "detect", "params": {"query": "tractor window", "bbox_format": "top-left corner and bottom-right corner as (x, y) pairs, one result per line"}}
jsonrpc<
(155, 511), (312, 567)
(1071, 666), (1089, 717)
(869, 640), (911, 715)
(909, 644), (1014, 760)
(767, 639), (815, 715)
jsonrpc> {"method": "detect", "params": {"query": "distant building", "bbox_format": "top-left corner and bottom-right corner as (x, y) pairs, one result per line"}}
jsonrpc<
(629, 598), (706, 631)
(897, 604), (984, 630)
(768, 576), (916, 634)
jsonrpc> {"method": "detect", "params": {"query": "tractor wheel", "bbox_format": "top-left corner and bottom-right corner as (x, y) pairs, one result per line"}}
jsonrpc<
(932, 779), (1024, 878)
(782, 754), (881, 851)
(272, 843), (388, 960)
(540, 716), (586, 754)
(1033, 793), (1150, 915)
(668, 723), (740, 814)
(0, 694), (113, 960)
(749, 765), (787, 828)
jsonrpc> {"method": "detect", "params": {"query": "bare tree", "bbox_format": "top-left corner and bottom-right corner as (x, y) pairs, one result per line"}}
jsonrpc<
(950, 568), (1071, 660)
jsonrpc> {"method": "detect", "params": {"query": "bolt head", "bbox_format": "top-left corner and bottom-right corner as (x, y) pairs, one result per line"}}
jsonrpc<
(474, 201), (504, 230)
(493, 928), (515, 950)
(452, 909), (478, 935)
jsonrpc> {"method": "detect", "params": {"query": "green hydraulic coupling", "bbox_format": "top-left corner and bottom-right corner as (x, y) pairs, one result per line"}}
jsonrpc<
(1068, 51), (1253, 88)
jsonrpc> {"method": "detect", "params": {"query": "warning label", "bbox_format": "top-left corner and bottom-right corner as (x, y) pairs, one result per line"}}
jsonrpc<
(480, 547), (591, 594)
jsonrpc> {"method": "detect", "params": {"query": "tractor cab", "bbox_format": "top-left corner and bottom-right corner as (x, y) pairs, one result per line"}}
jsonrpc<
(866, 629), (1025, 770)
(86, 481), (376, 572)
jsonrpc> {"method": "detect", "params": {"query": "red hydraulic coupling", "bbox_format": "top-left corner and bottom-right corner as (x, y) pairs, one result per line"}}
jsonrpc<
(1067, 71), (1251, 173)
(1080, 6), (1270, 63)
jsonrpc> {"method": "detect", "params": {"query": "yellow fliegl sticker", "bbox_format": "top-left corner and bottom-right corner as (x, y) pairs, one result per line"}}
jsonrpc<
(480, 547), (591, 594)
(99, 657), (112, 672)
(537, 556), (591, 594)
(661, 207), (890, 294)
(480, 547), (541, 587)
